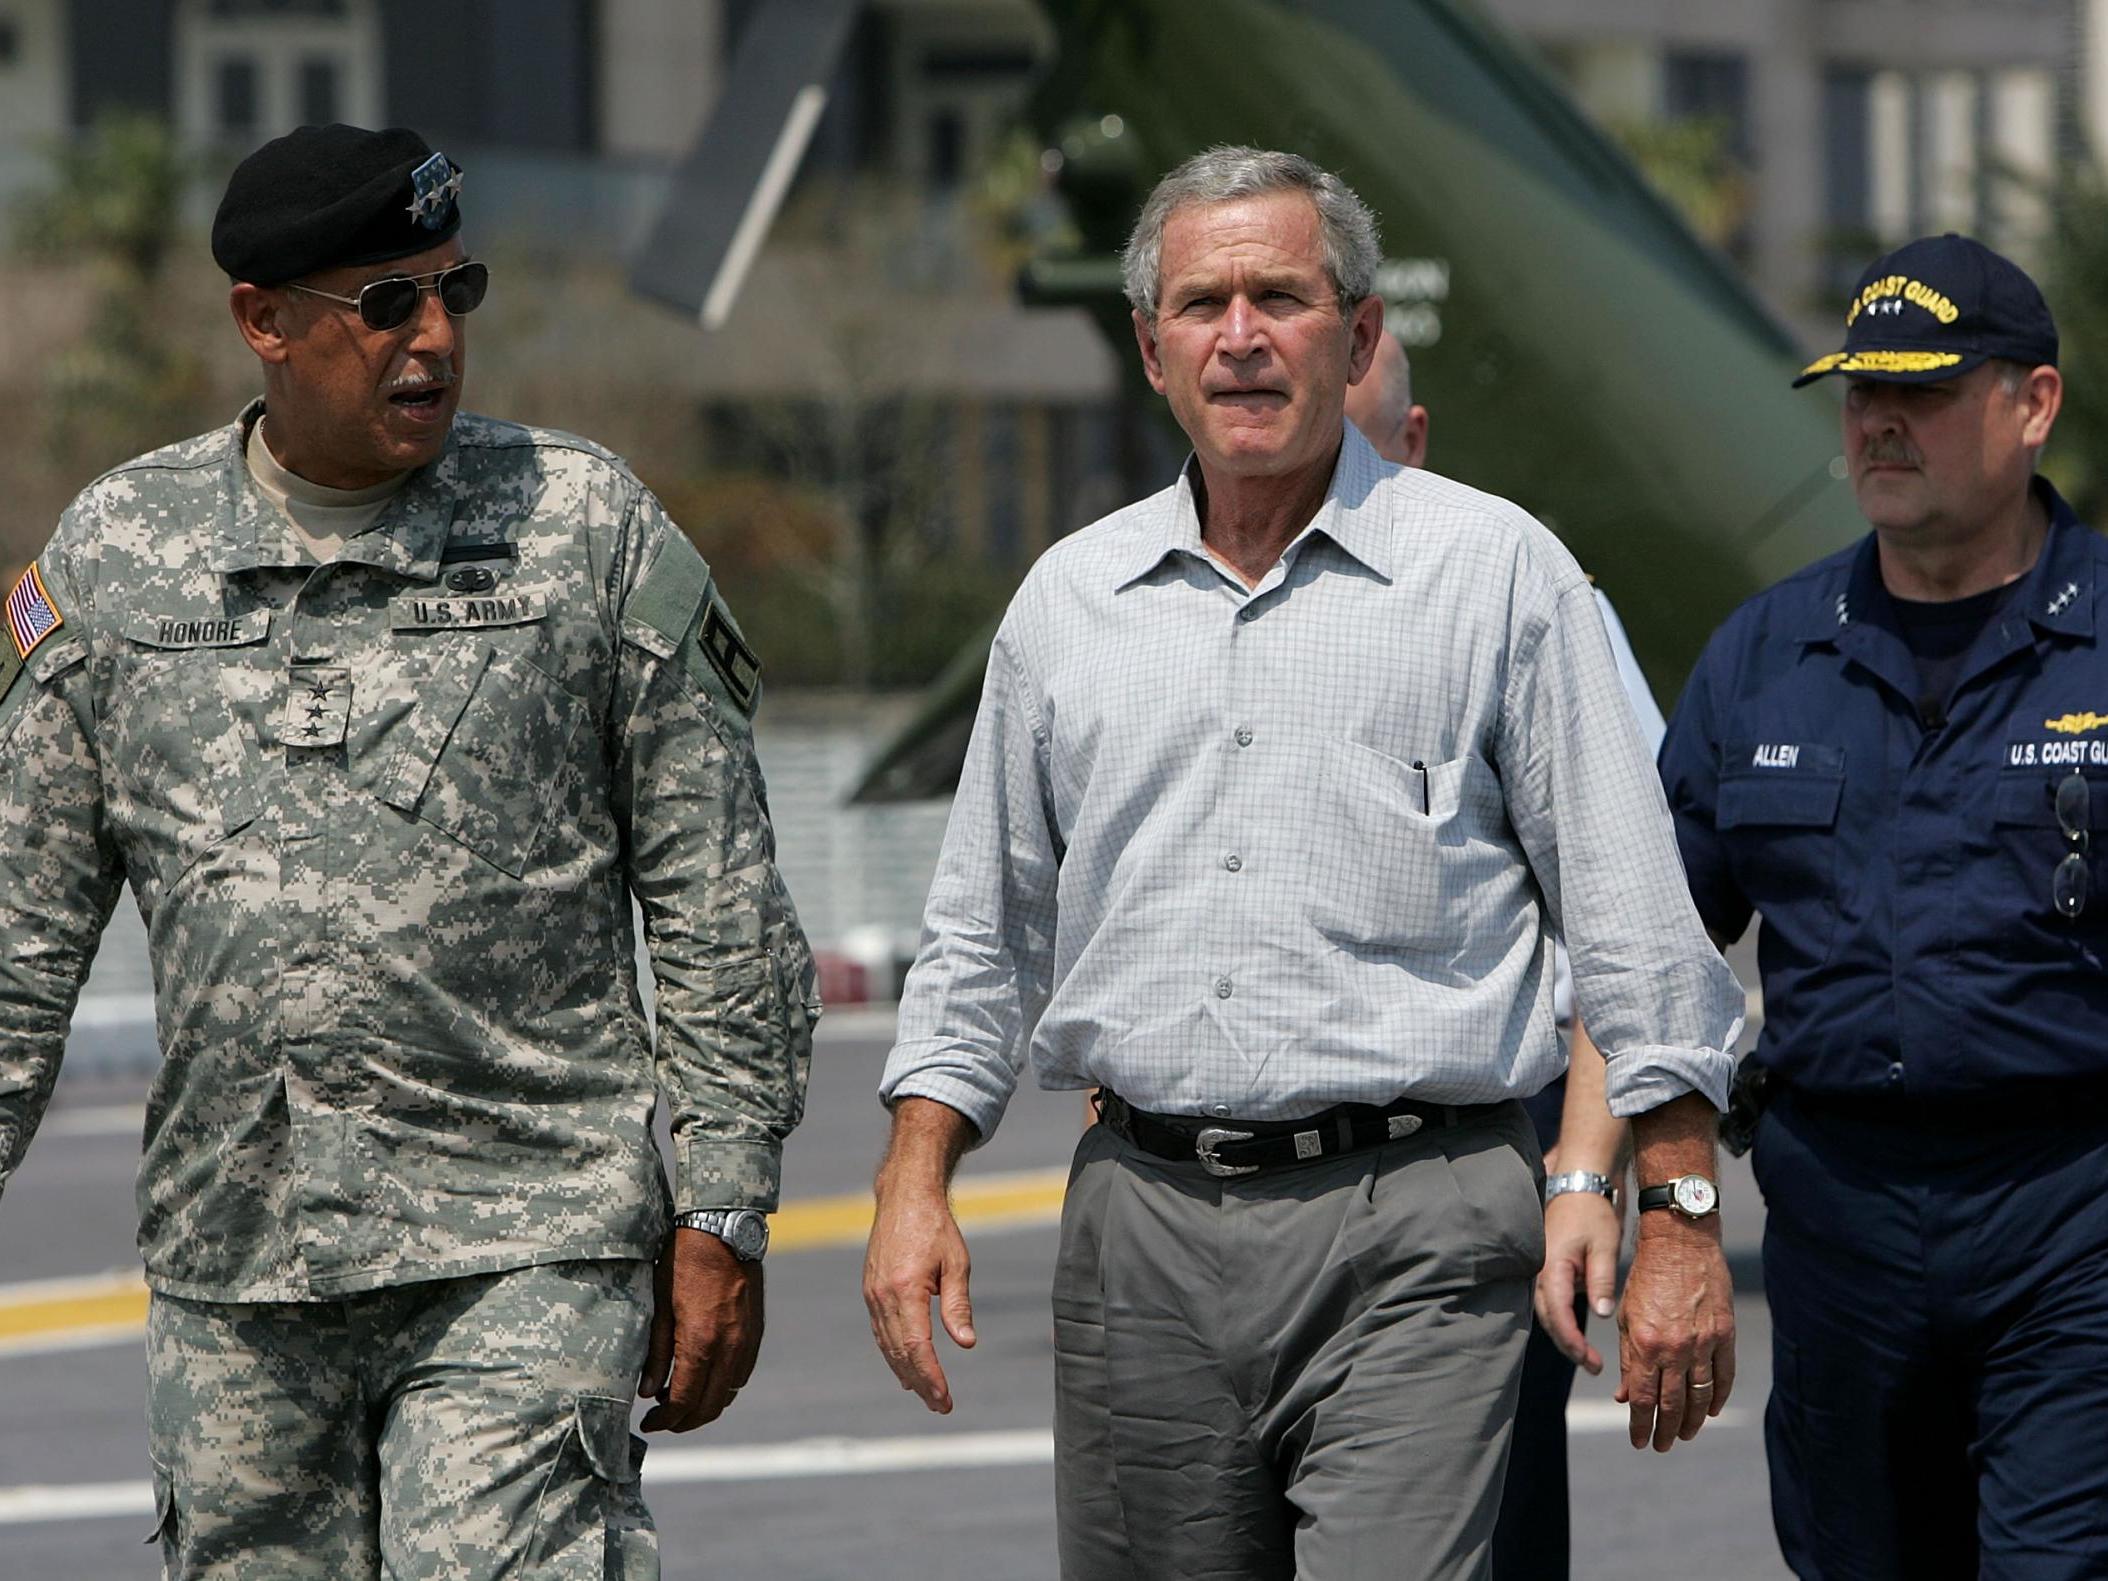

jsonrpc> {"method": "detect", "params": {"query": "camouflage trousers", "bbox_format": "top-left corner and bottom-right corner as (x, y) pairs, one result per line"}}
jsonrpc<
(145, 1258), (658, 1580)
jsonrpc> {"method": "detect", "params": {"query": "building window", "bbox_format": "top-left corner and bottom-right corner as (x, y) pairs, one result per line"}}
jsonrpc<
(209, 0), (347, 15)
(217, 56), (260, 135)
(0, 17), (18, 68)
(1821, 67), (1881, 293)
(1987, 68), (2053, 243)
(1664, 49), (1751, 161)
(928, 109), (965, 188)
(299, 56), (339, 124)
(177, 0), (379, 146)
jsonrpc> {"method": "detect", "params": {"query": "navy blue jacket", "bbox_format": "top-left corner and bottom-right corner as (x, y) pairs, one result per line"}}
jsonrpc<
(1660, 483), (2108, 1102)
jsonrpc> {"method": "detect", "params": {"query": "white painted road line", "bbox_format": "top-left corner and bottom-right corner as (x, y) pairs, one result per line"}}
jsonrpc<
(65, 995), (157, 1030)
(0, 1480), (154, 1526)
(0, 1322), (147, 1360)
(645, 1428), (1053, 1484)
(0, 1409), (1744, 1525)
(0, 1432), (1053, 1526)
(54, 1000), (904, 1042)
(1567, 1400), (1748, 1433)
(38, 1104), (146, 1139)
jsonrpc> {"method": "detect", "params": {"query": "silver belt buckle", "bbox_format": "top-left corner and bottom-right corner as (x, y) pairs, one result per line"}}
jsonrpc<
(1194, 1126), (1259, 1178)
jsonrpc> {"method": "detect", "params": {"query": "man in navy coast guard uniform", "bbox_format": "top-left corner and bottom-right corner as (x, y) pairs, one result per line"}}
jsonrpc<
(1660, 234), (2108, 1578)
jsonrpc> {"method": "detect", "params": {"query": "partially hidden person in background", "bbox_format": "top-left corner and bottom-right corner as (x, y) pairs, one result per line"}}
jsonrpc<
(1347, 327), (1668, 1581)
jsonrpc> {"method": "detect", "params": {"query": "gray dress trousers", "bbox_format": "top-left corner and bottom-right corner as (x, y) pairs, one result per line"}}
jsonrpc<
(1053, 1103), (1544, 1581)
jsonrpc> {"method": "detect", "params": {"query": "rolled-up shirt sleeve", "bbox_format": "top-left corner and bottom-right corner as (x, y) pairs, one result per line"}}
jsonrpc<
(1499, 566), (1745, 1116)
(880, 617), (1060, 1142)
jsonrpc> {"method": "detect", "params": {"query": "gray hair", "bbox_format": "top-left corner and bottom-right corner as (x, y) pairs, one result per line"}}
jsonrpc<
(1991, 358), (2031, 395)
(1121, 146), (1382, 323)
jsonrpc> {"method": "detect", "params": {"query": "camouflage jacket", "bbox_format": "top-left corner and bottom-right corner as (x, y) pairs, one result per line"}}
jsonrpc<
(0, 402), (817, 1301)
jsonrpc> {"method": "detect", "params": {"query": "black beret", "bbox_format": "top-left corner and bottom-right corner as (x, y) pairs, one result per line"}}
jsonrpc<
(212, 124), (464, 286)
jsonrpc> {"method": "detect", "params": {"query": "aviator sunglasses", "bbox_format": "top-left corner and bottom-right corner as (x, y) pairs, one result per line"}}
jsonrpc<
(2053, 769), (2091, 919)
(284, 261), (490, 332)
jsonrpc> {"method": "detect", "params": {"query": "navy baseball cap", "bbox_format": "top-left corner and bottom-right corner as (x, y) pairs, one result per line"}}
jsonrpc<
(1794, 233), (2057, 387)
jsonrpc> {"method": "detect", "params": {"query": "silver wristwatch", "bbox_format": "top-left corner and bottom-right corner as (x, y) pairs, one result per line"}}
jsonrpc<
(1543, 1170), (1618, 1205)
(673, 1208), (770, 1261)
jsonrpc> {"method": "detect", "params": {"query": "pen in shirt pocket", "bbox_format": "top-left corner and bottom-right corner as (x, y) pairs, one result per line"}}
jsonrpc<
(1412, 760), (1430, 814)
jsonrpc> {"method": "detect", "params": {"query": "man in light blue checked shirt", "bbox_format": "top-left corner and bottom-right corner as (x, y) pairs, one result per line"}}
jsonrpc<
(863, 146), (1746, 1581)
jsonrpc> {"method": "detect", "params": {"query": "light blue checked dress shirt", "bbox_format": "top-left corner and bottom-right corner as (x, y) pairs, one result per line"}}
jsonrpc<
(882, 426), (1743, 1137)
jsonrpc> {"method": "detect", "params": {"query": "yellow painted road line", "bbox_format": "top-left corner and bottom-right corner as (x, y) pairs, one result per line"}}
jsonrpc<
(0, 1169), (1070, 1356)
(0, 1272), (147, 1356)
(774, 1166), (1068, 1251)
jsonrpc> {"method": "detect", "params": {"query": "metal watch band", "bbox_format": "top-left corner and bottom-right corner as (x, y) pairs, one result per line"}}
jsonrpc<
(1542, 1170), (1617, 1205)
(672, 1208), (770, 1261)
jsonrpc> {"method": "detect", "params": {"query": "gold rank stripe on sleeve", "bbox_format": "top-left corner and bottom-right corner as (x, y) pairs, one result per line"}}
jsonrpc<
(1796, 349), (1965, 379)
(5, 563), (63, 662)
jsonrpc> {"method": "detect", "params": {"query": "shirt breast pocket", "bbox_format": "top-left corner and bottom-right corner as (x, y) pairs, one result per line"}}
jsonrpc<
(103, 656), (262, 896)
(373, 641), (589, 879)
(1992, 767), (2106, 938)
(1716, 742), (1844, 964)
(1310, 741), (1496, 952)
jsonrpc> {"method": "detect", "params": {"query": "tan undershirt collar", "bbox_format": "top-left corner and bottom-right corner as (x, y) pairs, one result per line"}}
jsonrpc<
(245, 419), (411, 564)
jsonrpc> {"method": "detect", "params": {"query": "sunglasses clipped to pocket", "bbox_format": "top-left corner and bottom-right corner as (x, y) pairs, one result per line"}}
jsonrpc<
(286, 261), (490, 332)
(2052, 769), (2091, 920)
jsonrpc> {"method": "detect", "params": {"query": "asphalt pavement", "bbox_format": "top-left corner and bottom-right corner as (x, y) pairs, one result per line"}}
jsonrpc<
(1, 972), (1788, 1579)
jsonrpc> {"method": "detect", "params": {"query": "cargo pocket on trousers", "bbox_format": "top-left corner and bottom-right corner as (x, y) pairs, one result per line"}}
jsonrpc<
(771, 920), (824, 1050)
(528, 1394), (660, 1579)
(144, 1455), (179, 1566)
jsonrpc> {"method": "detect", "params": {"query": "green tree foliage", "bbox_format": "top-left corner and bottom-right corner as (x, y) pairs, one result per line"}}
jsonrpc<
(657, 396), (1018, 691)
(1607, 115), (1750, 258)
(13, 114), (208, 474)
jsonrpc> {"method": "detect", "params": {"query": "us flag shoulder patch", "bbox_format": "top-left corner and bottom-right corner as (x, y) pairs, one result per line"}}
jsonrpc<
(5, 564), (63, 661)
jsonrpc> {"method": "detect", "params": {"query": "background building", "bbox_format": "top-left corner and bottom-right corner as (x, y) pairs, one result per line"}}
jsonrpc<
(1, 0), (2104, 960)
(1487, 0), (2077, 337)
(3, 1), (2095, 334)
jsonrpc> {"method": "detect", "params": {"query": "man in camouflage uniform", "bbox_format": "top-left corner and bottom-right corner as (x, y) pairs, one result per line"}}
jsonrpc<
(0, 125), (816, 1578)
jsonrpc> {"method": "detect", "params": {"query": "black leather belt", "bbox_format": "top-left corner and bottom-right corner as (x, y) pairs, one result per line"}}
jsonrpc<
(1094, 1089), (1496, 1178)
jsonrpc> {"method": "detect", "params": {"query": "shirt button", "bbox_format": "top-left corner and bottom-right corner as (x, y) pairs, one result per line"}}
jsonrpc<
(1214, 977), (1233, 999)
(1223, 853), (1243, 872)
(1235, 727), (1253, 747)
